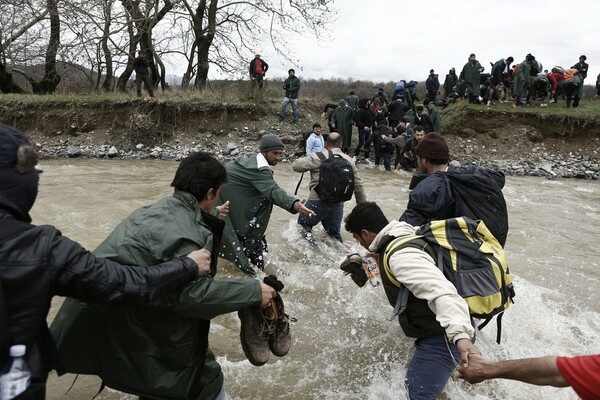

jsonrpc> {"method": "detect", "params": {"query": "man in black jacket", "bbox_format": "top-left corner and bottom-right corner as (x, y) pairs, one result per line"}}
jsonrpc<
(572, 55), (588, 81)
(133, 50), (154, 98)
(425, 69), (440, 103)
(0, 123), (209, 399)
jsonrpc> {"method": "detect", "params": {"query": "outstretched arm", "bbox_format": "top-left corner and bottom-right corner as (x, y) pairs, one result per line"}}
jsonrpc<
(457, 354), (569, 387)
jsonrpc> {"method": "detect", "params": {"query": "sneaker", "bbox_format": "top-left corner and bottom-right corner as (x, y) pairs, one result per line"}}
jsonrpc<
(239, 305), (276, 366)
(269, 294), (295, 357)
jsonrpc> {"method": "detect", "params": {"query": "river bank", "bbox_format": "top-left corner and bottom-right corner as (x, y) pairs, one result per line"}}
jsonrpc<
(1, 97), (599, 179)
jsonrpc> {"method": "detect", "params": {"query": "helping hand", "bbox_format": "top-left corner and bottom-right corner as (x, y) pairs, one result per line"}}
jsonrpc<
(215, 201), (230, 219)
(294, 199), (315, 218)
(456, 338), (481, 369)
(185, 249), (212, 276)
(455, 352), (488, 384)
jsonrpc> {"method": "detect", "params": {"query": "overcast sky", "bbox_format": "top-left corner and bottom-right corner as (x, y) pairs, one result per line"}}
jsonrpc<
(241, 0), (599, 85)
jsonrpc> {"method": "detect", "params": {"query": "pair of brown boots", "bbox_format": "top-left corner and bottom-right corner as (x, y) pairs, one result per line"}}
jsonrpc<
(239, 293), (293, 366)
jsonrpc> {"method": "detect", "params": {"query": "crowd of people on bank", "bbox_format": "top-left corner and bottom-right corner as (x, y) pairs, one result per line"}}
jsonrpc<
(1, 48), (598, 400)
(268, 52), (597, 176)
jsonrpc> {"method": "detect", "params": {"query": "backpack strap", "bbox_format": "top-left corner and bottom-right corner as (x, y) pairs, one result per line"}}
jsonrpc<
(477, 311), (504, 344)
(380, 235), (431, 320)
(316, 149), (333, 163)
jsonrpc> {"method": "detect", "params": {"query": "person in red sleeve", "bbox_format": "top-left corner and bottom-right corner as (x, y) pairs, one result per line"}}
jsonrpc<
(458, 353), (600, 400)
(548, 67), (566, 103)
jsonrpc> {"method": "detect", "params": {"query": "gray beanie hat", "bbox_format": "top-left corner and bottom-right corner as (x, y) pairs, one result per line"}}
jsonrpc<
(259, 133), (285, 153)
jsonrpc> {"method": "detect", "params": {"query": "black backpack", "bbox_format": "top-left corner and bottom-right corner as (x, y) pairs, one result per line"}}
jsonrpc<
(407, 165), (509, 247)
(315, 150), (355, 202)
(446, 166), (509, 247)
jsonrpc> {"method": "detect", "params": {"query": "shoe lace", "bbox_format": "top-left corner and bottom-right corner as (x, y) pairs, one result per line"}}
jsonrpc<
(259, 306), (278, 339)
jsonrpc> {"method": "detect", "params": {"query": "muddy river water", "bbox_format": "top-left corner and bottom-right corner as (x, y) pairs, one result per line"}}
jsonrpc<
(37, 159), (598, 400)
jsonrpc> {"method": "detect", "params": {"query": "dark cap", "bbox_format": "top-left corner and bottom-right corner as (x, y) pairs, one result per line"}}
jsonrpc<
(415, 132), (449, 160)
(0, 123), (37, 172)
(259, 133), (285, 153)
(0, 124), (40, 219)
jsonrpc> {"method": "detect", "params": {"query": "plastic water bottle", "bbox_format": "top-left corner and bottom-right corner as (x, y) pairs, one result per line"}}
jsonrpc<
(363, 256), (382, 287)
(0, 345), (31, 400)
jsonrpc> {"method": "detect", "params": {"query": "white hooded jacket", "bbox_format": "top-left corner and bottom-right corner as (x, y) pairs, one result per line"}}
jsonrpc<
(370, 220), (474, 343)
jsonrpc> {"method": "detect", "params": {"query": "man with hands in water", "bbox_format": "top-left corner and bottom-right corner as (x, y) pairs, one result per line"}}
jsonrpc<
(219, 132), (315, 274)
(343, 201), (480, 400)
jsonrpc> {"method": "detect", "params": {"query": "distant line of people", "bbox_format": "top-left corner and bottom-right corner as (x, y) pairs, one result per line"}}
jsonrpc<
(444, 53), (590, 108)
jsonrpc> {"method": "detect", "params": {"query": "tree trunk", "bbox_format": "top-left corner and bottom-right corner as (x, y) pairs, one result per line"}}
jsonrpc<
(193, 0), (217, 91)
(32, 0), (61, 94)
(0, 62), (25, 94)
(116, 9), (137, 92)
(101, 0), (114, 91)
(117, 0), (173, 92)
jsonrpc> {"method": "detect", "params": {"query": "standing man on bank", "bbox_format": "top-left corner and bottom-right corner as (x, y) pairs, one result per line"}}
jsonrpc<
(279, 69), (301, 123)
(133, 50), (154, 98)
(425, 69), (440, 103)
(249, 53), (269, 95)
(219, 133), (314, 274)
(459, 53), (484, 103)
(329, 99), (355, 153)
(292, 132), (367, 242)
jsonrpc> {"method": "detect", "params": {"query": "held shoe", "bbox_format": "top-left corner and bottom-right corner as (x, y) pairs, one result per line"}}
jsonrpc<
(238, 304), (277, 366)
(340, 254), (368, 287)
(269, 294), (295, 357)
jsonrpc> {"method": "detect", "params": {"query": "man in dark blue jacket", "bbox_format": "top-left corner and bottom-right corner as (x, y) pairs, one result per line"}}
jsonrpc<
(400, 133), (508, 246)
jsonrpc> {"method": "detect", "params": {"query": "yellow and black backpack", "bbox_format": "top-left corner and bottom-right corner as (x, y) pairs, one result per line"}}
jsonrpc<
(382, 217), (515, 343)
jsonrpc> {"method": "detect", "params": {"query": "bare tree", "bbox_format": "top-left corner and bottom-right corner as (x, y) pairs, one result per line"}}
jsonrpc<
(0, 0), (49, 92)
(115, 0), (176, 92)
(175, 0), (336, 91)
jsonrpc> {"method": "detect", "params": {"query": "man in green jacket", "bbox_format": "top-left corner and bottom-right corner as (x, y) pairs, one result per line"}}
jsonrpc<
(443, 68), (458, 99)
(51, 152), (277, 400)
(459, 53), (484, 103)
(423, 99), (441, 132)
(513, 54), (534, 107)
(279, 68), (301, 122)
(329, 99), (355, 153)
(219, 133), (314, 274)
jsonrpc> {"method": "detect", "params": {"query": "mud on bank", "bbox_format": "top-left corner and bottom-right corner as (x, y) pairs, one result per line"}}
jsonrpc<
(0, 99), (598, 179)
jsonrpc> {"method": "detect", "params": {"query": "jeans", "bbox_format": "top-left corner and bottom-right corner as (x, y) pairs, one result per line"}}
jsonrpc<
(279, 97), (299, 121)
(375, 151), (392, 171)
(297, 199), (344, 241)
(354, 128), (372, 157)
(405, 335), (460, 400)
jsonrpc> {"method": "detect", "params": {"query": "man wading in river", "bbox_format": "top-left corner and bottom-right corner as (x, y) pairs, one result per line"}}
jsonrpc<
(51, 152), (280, 400)
(400, 132), (509, 246)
